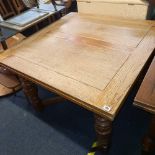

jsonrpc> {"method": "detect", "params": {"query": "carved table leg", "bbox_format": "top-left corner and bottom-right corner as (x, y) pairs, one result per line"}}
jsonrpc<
(20, 78), (44, 111)
(94, 114), (112, 151)
(142, 115), (155, 153)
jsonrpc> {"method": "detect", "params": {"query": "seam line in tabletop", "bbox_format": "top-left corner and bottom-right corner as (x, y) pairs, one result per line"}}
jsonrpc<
(96, 27), (155, 116)
(78, 13), (154, 26)
(57, 30), (133, 49)
(0, 62), (121, 120)
(6, 54), (102, 91)
(136, 26), (153, 48)
(56, 26), (149, 49)
(54, 31), (135, 50)
(95, 51), (132, 100)
(0, 63), (114, 120)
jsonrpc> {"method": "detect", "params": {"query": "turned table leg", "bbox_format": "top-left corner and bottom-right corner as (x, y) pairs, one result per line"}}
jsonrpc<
(94, 114), (112, 150)
(20, 78), (43, 111)
(20, 78), (65, 111)
(142, 115), (155, 153)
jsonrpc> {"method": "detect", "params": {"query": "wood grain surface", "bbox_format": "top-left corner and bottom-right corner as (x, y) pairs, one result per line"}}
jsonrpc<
(134, 57), (155, 114)
(0, 13), (155, 120)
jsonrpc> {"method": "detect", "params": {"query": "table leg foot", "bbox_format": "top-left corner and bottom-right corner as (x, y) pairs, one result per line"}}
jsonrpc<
(94, 114), (112, 151)
(20, 78), (43, 111)
(142, 116), (155, 153)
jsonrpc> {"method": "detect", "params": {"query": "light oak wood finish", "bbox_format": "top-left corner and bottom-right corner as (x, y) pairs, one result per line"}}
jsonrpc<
(77, 0), (148, 19)
(0, 13), (155, 149)
(0, 13), (155, 119)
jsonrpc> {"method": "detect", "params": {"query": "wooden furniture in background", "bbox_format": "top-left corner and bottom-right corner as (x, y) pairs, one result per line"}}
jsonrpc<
(54, 0), (72, 8)
(0, 13), (155, 150)
(11, 0), (26, 14)
(0, 33), (25, 96)
(77, 0), (149, 19)
(0, 0), (16, 19)
(134, 56), (155, 154)
(0, 0), (70, 20)
(0, 4), (65, 32)
(134, 57), (155, 113)
(149, 0), (155, 6)
(0, 33), (25, 50)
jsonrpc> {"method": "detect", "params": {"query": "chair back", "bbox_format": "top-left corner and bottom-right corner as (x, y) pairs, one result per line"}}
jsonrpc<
(11, 0), (26, 14)
(53, 0), (72, 8)
(22, 0), (38, 8)
(0, 0), (16, 19)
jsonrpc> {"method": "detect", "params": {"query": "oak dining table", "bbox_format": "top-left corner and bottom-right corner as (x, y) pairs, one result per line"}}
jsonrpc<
(0, 13), (155, 150)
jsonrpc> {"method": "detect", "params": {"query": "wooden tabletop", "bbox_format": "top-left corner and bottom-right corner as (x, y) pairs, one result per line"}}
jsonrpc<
(134, 56), (155, 114)
(0, 13), (155, 120)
